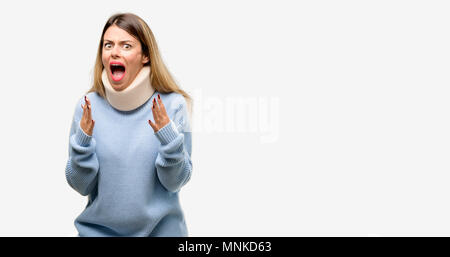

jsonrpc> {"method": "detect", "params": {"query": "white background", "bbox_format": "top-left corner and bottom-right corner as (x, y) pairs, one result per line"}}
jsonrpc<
(0, 0), (449, 236)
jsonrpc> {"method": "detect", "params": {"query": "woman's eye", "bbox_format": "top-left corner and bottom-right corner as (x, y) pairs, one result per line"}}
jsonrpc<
(104, 43), (112, 48)
(124, 44), (131, 49)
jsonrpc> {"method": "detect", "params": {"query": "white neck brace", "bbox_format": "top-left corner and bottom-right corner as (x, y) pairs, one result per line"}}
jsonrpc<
(102, 66), (155, 111)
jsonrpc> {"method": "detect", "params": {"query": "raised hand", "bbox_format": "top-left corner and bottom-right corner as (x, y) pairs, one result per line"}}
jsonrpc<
(148, 94), (170, 133)
(80, 95), (95, 136)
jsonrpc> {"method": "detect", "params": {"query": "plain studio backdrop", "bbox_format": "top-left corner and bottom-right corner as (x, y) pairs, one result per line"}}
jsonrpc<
(0, 0), (449, 236)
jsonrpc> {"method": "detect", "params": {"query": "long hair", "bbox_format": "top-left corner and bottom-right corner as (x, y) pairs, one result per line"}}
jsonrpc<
(87, 13), (192, 113)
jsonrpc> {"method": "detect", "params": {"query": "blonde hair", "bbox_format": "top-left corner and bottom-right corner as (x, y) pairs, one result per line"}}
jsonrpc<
(87, 13), (192, 113)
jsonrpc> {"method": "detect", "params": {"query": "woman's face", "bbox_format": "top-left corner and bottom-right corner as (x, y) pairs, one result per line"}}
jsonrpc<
(102, 25), (149, 91)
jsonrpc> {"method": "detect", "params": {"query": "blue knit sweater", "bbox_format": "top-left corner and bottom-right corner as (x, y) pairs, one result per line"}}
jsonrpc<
(65, 91), (192, 236)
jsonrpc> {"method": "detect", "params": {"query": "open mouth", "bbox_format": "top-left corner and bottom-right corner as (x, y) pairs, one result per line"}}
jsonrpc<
(110, 61), (126, 82)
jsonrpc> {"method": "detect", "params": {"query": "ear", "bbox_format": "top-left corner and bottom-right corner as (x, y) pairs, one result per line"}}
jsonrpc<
(142, 55), (150, 65)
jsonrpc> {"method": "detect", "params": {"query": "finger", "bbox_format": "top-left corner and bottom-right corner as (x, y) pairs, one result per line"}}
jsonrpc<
(90, 119), (95, 129)
(153, 97), (159, 111)
(152, 98), (160, 122)
(148, 119), (156, 131)
(81, 104), (87, 120)
(151, 101), (158, 124)
(85, 96), (91, 111)
(87, 102), (92, 121)
(85, 96), (91, 109)
(157, 94), (168, 117)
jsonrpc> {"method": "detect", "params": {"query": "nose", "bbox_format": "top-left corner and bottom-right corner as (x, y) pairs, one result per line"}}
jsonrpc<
(111, 45), (121, 58)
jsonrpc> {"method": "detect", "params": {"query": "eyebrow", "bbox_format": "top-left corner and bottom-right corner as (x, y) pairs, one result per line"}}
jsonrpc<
(103, 39), (134, 44)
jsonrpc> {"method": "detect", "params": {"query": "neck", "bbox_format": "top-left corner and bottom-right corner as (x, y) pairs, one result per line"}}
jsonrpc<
(102, 66), (155, 111)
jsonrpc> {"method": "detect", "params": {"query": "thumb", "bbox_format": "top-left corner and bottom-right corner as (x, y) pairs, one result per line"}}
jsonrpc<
(148, 119), (156, 131)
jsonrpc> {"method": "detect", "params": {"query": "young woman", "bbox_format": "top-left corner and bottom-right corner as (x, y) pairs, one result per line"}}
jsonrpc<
(65, 13), (193, 237)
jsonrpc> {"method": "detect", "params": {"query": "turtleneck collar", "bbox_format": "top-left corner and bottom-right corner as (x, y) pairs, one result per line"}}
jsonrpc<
(102, 66), (155, 111)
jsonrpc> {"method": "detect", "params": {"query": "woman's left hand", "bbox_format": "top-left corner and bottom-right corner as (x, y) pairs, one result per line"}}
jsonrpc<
(148, 94), (170, 133)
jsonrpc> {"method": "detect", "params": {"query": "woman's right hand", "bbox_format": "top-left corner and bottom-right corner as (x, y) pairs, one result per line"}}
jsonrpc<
(80, 95), (95, 136)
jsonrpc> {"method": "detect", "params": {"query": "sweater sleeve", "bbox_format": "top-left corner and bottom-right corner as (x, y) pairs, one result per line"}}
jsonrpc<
(65, 100), (100, 196)
(154, 97), (193, 193)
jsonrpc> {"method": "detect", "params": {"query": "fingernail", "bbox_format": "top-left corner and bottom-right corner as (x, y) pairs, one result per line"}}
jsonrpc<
(85, 96), (87, 101)
(158, 94), (160, 99)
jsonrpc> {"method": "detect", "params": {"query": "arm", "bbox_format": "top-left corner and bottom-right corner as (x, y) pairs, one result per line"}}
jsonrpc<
(65, 99), (99, 196)
(154, 98), (193, 193)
